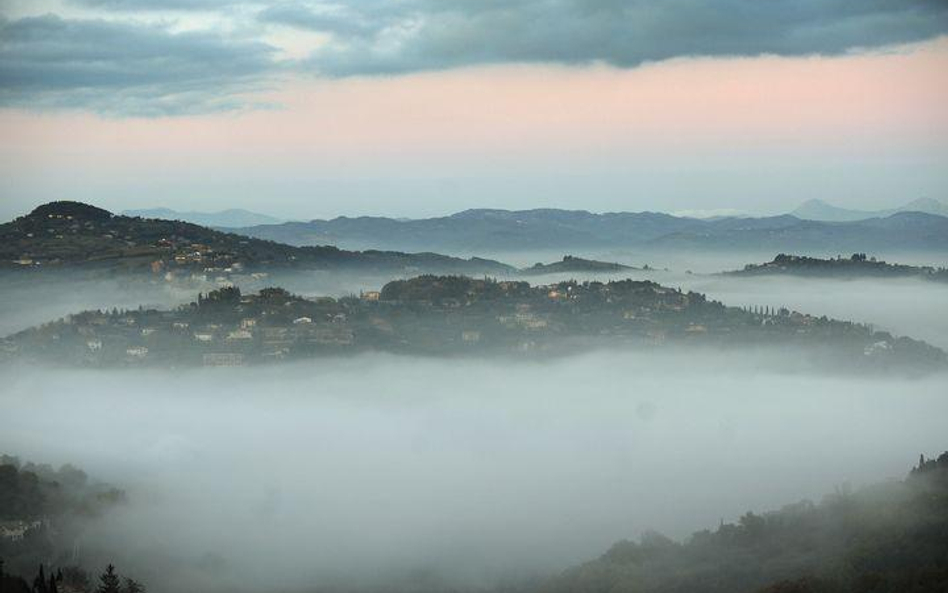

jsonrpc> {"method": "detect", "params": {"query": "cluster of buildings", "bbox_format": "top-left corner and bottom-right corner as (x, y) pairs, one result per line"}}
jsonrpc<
(2, 276), (939, 369)
(0, 519), (44, 542)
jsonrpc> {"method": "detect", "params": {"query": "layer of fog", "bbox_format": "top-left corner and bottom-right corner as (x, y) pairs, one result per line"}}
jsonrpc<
(2, 351), (946, 592)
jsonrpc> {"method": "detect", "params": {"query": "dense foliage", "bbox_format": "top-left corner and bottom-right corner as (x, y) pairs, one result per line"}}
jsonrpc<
(0, 456), (127, 585)
(0, 562), (144, 593)
(0, 456), (125, 521)
(539, 453), (948, 593)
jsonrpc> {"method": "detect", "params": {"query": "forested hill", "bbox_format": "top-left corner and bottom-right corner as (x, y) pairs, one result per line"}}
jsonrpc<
(538, 452), (948, 593)
(729, 253), (948, 282)
(4, 276), (945, 372)
(0, 201), (513, 276)
(0, 455), (131, 585)
(520, 255), (635, 275)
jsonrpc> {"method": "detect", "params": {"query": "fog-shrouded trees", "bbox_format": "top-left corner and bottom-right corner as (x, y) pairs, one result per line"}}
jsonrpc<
(539, 452), (948, 593)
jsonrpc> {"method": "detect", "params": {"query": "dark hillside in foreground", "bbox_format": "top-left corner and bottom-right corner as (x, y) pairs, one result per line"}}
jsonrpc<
(0, 201), (513, 277)
(539, 452), (948, 593)
(0, 455), (130, 584)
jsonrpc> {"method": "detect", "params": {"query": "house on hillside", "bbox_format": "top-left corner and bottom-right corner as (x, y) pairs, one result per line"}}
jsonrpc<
(126, 346), (149, 359)
(203, 352), (245, 366)
(0, 520), (42, 542)
(226, 329), (253, 341)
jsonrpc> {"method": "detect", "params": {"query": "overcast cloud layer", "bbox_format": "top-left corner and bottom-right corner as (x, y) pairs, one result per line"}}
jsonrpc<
(1, 0), (947, 115)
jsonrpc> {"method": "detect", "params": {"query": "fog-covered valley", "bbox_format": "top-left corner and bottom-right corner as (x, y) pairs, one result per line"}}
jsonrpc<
(4, 0), (948, 586)
(2, 205), (947, 593)
(2, 243), (947, 591)
(2, 348), (947, 592)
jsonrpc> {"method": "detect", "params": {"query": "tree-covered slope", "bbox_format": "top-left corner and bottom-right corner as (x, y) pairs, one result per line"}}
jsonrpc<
(538, 453), (948, 593)
(0, 201), (513, 276)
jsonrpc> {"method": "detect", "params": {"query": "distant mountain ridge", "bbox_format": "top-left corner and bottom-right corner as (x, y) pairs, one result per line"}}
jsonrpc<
(791, 198), (948, 222)
(232, 208), (948, 254)
(121, 207), (286, 228)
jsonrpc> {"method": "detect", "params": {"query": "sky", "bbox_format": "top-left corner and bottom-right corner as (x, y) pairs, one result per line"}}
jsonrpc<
(1, 0), (947, 221)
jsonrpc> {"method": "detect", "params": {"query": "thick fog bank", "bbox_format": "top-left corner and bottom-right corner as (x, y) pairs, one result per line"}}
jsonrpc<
(2, 351), (946, 592)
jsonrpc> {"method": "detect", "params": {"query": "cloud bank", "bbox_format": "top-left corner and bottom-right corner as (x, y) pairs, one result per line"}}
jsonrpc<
(1, 0), (947, 115)
(294, 0), (948, 75)
(0, 13), (278, 116)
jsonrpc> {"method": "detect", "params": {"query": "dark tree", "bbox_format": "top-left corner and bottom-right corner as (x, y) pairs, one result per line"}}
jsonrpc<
(96, 565), (121, 593)
(31, 565), (46, 593)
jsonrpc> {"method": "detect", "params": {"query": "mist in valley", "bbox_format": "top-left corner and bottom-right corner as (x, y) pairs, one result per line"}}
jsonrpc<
(2, 251), (947, 592)
(3, 0), (946, 587)
(2, 347), (946, 592)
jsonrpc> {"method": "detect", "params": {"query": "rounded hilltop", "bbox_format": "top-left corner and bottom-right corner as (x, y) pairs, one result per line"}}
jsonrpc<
(28, 201), (113, 221)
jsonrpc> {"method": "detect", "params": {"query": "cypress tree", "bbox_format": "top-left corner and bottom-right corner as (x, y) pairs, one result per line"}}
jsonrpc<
(33, 565), (48, 593)
(96, 565), (121, 593)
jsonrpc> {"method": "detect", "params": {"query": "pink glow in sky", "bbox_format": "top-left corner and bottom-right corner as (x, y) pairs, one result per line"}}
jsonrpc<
(1, 38), (946, 219)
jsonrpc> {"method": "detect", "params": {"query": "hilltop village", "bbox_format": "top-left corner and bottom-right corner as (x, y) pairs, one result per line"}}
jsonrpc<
(0, 201), (511, 278)
(731, 253), (948, 281)
(3, 276), (943, 371)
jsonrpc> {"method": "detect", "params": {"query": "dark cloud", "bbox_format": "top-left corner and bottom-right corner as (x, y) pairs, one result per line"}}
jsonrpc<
(288, 0), (948, 75)
(2, 1), (947, 116)
(257, 2), (379, 37)
(67, 0), (247, 10)
(0, 14), (279, 116)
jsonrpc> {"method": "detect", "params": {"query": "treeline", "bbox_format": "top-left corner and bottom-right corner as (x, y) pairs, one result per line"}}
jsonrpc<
(1, 456), (129, 586)
(537, 453), (948, 593)
(0, 456), (125, 521)
(0, 561), (144, 593)
(379, 275), (532, 303)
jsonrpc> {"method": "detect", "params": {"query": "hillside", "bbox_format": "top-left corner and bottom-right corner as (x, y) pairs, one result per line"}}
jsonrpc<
(0, 455), (129, 582)
(729, 253), (948, 282)
(520, 255), (635, 275)
(792, 197), (948, 222)
(647, 212), (948, 253)
(0, 202), (513, 276)
(538, 452), (948, 593)
(231, 208), (948, 254)
(4, 276), (944, 372)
